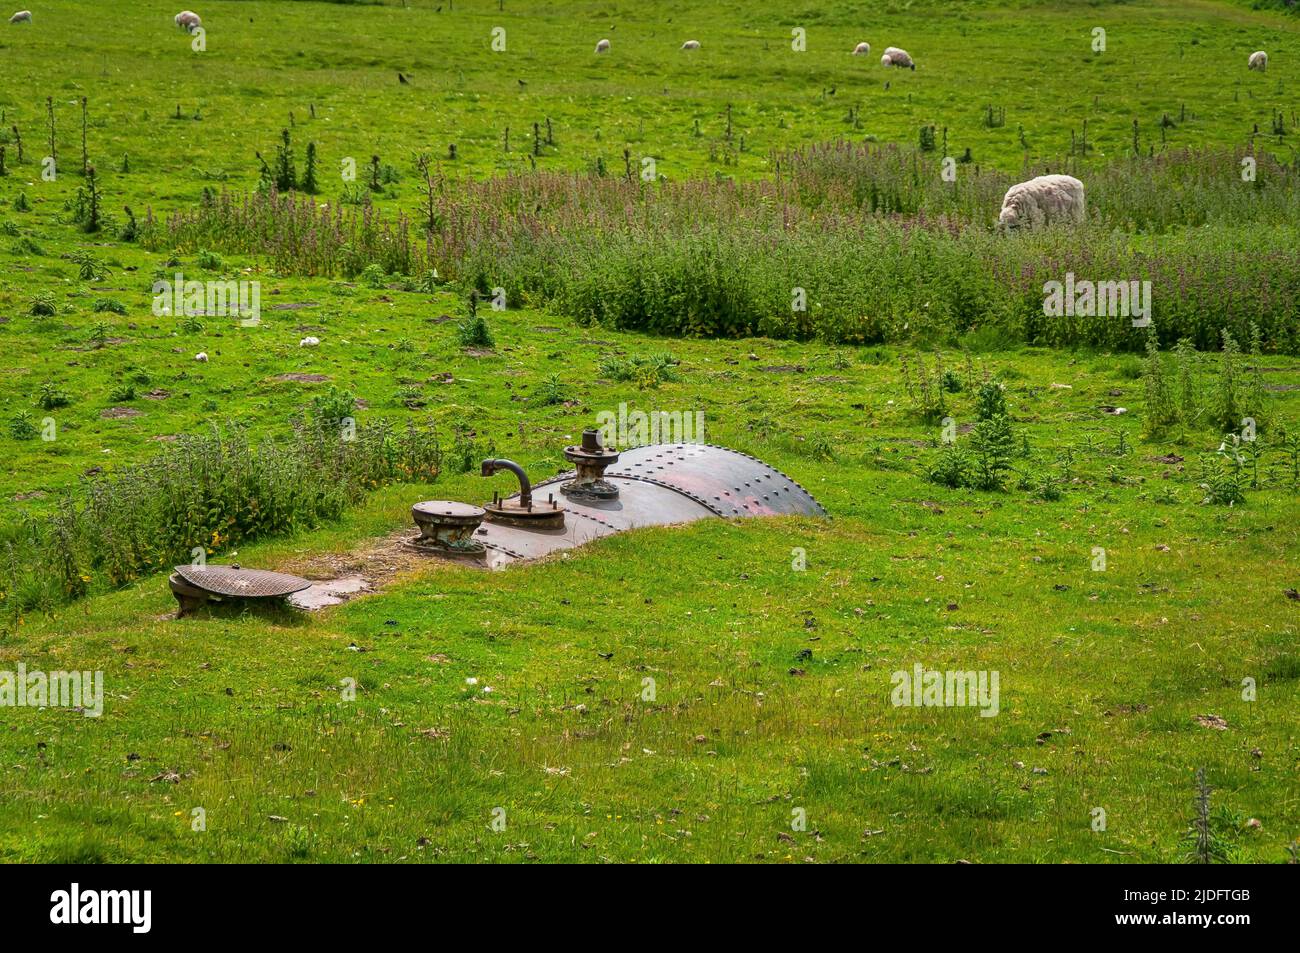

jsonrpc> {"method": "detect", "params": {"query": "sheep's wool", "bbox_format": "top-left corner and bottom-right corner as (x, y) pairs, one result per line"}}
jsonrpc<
(998, 174), (1086, 229)
(882, 46), (914, 68)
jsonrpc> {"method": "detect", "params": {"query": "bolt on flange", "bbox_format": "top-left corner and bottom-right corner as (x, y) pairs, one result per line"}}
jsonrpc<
(560, 429), (621, 501)
(481, 458), (566, 529)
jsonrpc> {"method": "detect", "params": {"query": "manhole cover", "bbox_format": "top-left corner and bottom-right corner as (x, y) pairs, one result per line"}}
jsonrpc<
(173, 565), (312, 598)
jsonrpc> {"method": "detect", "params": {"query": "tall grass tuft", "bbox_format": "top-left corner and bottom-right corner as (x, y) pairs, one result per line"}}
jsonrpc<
(0, 418), (442, 623)
(142, 144), (1300, 353)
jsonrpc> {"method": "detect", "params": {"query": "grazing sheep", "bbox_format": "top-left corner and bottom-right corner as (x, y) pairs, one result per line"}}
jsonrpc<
(881, 47), (915, 69)
(299, 336), (320, 348)
(681, 39), (701, 50)
(594, 38), (610, 54)
(9, 10), (31, 23)
(998, 174), (1086, 230)
(1249, 50), (1267, 72)
(852, 41), (871, 56)
(175, 10), (201, 33)
(194, 352), (209, 363)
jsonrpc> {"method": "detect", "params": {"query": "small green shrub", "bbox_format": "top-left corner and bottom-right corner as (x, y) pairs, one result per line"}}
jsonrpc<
(308, 386), (357, 432)
(967, 415), (1015, 490)
(975, 379), (1007, 421)
(456, 313), (495, 348)
(38, 381), (72, 410)
(195, 248), (224, 270)
(28, 292), (57, 316)
(8, 411), (38, 440)
(598, 352), (681, 388)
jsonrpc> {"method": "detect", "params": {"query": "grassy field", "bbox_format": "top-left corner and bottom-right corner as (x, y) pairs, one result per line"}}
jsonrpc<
(0, 0), (1298, 863)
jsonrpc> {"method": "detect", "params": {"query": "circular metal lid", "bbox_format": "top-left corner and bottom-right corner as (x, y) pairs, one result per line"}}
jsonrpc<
(564, 444), (620, 463)
(412, 501), (487, 521)
(172, 565), (312, 598)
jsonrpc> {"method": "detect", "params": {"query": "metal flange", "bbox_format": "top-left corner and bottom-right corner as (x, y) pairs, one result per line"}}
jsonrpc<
(411, 500), (488, 555)
(561, 428), (621, 501)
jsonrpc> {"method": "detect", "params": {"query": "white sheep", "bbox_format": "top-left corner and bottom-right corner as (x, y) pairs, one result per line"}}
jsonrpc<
(881, 46), (915, 69)
(594, 38), (610, 54)
(299, 336), (320, 348)
(1248, 50), (1267, 72)
(852, 42), (871, 56)
(175, 10), (201, 33)
(194, 352), (209, 363)
(9, 10), (32, 23)
(998, 174), (1086, 230)
(681, 40), (701, 50)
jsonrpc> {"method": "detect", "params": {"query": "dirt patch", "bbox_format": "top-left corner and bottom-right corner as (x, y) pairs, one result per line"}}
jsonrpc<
(278, 529), (451, 609)
(534, 326), (563, 333)
(269, 302), (319, 311)
(761, 365), (806, 374)
(463, 347), (494, 358)
(67, 339), (126, 350)
(273, 373), (331, 383)
(151, 434), (178, 442)
(429, 314), (456, 325)
(13, 490), (47, 502)
(1263, 383), (1300, 392)
(101, 406), (144, 419)
(144, 389), (171, 400)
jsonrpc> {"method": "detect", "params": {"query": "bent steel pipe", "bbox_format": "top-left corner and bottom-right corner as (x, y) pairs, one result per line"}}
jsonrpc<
(480, 458), (532, 509)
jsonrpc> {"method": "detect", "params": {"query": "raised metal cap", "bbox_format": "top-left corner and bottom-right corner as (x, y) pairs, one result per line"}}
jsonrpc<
(172, 565), (312, 599)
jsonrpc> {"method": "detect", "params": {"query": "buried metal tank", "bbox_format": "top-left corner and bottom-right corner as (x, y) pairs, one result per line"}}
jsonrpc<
(410, 432), (827, 569)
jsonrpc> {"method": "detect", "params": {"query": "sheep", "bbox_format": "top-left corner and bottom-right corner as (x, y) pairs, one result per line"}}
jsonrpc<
(852, 42), (871, 56)
(594, 38), (610, 54)
(881, 47), (915, 70)
(194, 352), (209, 363)
(681, 40), (701, 50)
(998, 174), (1086, 230)
(299, 336), (321, 348)
(1248, 50), (1267, 72)
(174, 10), (201, 33)
(9, 10), (31, 23)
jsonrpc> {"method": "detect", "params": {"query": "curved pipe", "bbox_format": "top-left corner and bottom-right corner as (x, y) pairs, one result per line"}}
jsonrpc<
(480, 458), (532, 508)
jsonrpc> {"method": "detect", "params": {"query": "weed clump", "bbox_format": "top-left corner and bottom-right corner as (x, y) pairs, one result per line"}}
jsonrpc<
(0, 419), (444, 621)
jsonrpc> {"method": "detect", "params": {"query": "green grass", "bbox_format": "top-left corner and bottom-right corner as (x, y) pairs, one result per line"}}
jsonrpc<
(0, 0), (1298, 863)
